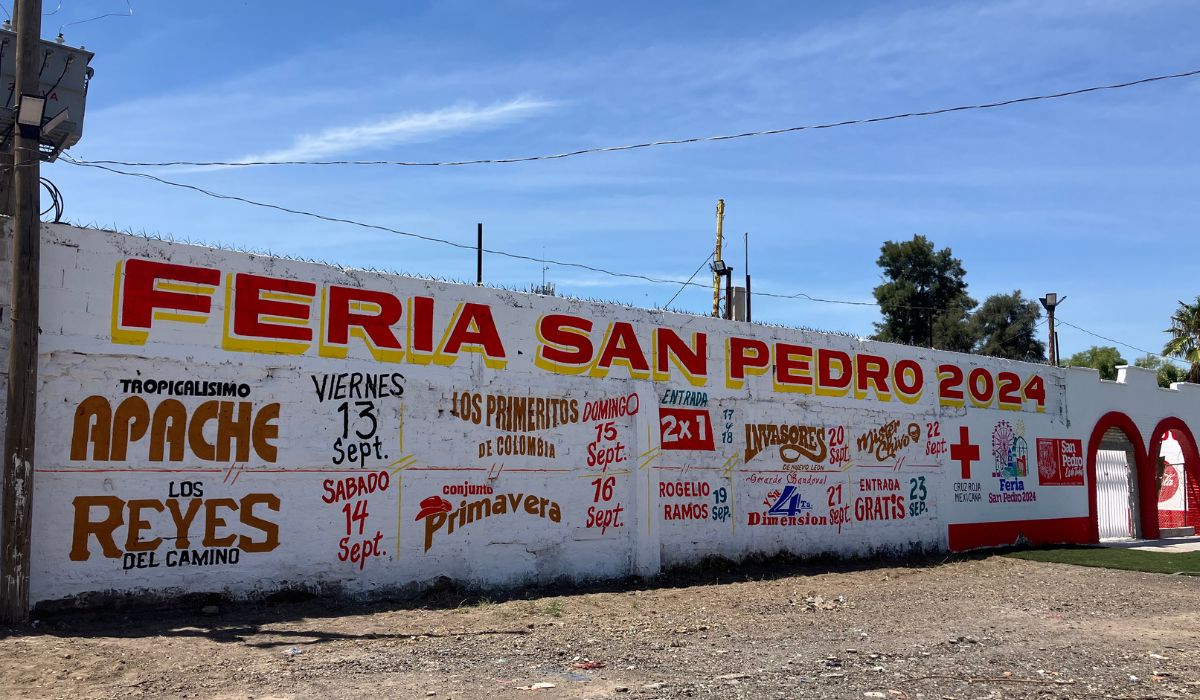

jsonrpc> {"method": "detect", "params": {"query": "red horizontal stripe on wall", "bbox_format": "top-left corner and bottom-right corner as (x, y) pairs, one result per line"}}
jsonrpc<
(948, 517), (1092, 552)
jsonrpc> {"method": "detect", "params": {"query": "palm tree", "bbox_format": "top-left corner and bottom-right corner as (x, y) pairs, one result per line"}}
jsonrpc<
(1164, 296), (1200, 384)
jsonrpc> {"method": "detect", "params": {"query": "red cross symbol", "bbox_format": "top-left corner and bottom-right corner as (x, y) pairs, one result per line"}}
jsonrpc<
(950, 426), (980, 479)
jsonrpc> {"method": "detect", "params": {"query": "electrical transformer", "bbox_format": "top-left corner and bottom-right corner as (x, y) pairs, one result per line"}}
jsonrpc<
(0, 28), (94, 161)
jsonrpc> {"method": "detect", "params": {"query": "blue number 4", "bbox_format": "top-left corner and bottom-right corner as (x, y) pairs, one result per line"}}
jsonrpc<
(768, 485), (804, 517)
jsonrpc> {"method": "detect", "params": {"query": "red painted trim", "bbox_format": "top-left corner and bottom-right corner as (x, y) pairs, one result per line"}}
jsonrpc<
(948, 516), (1091, 551)
(33, 467), (396, 474)
(33, 468), (227, 473)
(1085, 411), (1152, 543)
(1148, 418), (1200, 529)
(741, 469), (843, 474)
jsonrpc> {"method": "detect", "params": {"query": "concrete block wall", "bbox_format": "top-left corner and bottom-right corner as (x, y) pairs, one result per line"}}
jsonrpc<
(11, 223), (1198, 608)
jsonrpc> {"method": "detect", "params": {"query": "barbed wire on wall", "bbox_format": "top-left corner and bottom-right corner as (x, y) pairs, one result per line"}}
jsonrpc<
(61, 155), (897, 309)
(68, 153), (1161, 373)
(49, 62), (1198, 362)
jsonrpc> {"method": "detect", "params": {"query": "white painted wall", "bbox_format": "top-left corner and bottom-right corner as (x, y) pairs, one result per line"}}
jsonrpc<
(14, 224), (1200, 608)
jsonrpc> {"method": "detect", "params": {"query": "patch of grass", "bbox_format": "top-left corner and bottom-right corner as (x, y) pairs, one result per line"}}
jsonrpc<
(542, 600), (564, 617)
(452, 597), (495, 613)
(1007, 546), (1200, 575)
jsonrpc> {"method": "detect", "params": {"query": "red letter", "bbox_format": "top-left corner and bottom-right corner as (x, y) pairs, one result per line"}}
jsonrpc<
(114, 259), (219, 344)
(232, 273), (314, 341)
(407, 295), (436, 363)
(854, 353), (892, 401)
(726, 337), (770, 389)
(223, 273), (315, 353)
(323, 285), (404, 361)
(654, 329), (707, 385)
(592, 322), (650, 378)
(440, 303), (507, 368)
(536, 314), (593, 373)
(774, 343), (814, 392)
(894, 359), (924, 404)
(817, 348), (853, 396)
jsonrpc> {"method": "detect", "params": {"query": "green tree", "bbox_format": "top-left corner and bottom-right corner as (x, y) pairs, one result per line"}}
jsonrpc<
(1066, 346), (1127, 380)
(1163, 296), (1200, 383)
(931, 308), (978, 353)
(873, 235), (977, 350)
(970, 290), (1046, 361)
(1134, 354), (1188, 388)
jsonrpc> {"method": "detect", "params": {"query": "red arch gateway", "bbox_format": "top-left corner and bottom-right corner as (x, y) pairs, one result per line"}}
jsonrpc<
(1086, 411), (1155, 543)
(1147, 417), (1200, 530)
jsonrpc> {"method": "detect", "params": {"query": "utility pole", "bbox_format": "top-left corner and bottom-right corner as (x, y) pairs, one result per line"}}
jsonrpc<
(711, 200), (724, 317)
(476, 222), (482, 286)
(1039, 293), (1065, 367)
(1047, 305), (1055, 367)
(2, 0), (43, 624)
(709, 200), (733, 320)
(743, 232), (751, 323)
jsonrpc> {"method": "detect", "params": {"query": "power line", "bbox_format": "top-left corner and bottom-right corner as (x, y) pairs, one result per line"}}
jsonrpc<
(663, 251), (714, 310)
(62, 156), (1123, 341)
(67, 158), (1171, 374)
(995, 316), (1047, 356)
(68, 66), (1200, 170)
(933, 317), (1048, 362)
(1056, 316), (1185, 369)
(65, 154), (1078, 364)
(62, 155), (896, 309)
(1, 1), (115, 24)
(61, 156), (1079, 319)
(1, 1), (64, 18)
(58, 0), (132, 33)
(64, 156), (750, 291)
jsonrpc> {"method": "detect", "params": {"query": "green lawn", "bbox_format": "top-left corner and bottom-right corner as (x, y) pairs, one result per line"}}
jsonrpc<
(1007, 546), (1200, 575)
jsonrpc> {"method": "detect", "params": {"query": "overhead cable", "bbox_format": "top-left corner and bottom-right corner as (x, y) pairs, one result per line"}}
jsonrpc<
(662, 251), (714, 310)
(63, 155), (918, 310)
(68, 67), (1200, 169)
(993, 316), (1048, 357)
(64, 156), (757, 292)
(62, 157), (1120, 338)
(1055, 317), (1191, 370)
(58, 0), (133, 33)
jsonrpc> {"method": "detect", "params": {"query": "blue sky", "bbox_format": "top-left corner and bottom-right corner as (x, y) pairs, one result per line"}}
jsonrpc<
(34, 0), (1200, 363)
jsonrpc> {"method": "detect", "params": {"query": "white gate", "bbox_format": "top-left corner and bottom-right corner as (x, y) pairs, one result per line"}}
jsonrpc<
(1096, 448), (1138, 540)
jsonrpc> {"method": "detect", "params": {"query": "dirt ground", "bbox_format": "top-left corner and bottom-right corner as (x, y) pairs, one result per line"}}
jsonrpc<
(1, 554), (1198, 700)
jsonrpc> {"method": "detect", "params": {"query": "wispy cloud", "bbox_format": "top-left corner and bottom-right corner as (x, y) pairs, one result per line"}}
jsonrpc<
(236, 96), (556, 163)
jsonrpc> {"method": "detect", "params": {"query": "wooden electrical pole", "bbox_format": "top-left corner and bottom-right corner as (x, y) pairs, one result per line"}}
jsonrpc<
(2, 0), (43, 624)
(712, 200), (724, 317)
(1047, 305), (1056, 367)
(1039, 293), (1065, 368)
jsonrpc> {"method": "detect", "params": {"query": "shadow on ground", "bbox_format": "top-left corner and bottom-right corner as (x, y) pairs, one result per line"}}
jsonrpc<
(3, 546), (1058, 647)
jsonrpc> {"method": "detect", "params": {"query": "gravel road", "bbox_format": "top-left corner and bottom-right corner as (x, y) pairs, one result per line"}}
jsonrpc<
(2, 554), (1197, 699)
